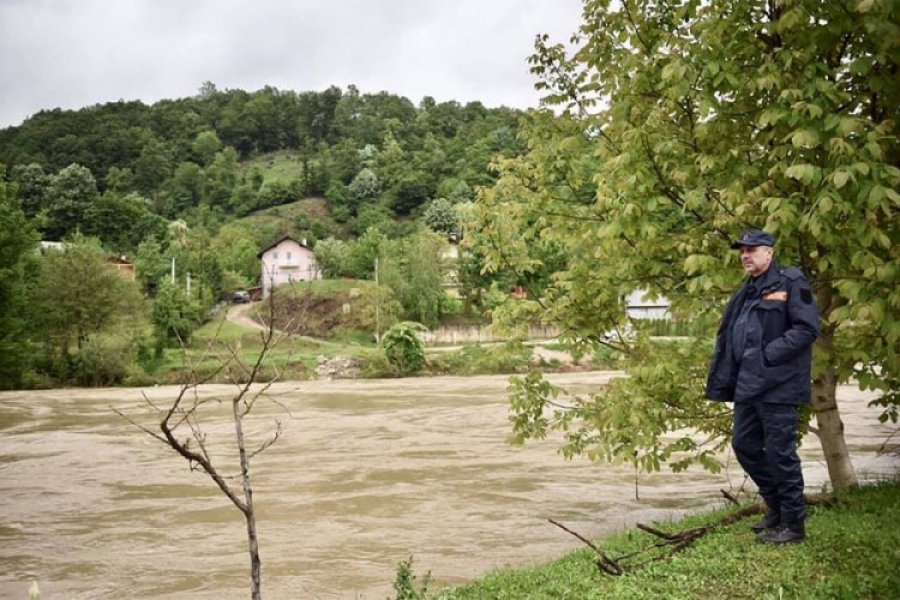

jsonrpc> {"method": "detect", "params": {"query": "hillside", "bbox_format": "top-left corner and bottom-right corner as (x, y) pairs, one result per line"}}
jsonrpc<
(253, 279), (387, 342)
(0, 85), (529, 389)
(0, 85), (525, 253)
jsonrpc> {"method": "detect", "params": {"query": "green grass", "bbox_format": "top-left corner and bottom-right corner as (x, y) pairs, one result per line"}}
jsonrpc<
(235, 150), (345, 243)
(239, 196), (332, 235)
(148, 312), (368, 384)
(267, 277), (377, 299)
(241, 150), (307, 185)
(427, 343), (533, 376)
(432, 482), (900, 599)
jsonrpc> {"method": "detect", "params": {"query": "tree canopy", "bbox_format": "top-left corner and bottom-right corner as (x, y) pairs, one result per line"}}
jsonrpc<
(0, 84), (526, 250)
(471, 0), (899, 489)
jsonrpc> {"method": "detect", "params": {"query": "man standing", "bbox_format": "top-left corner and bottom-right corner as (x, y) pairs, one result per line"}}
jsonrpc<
(706, 230), (820, 544)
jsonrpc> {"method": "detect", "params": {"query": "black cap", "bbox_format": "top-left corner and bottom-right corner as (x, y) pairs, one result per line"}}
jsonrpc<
(730, 230), (775, 249)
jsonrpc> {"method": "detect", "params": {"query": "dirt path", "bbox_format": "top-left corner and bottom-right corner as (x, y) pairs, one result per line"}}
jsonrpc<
(226, 302), (345, 348)
(226, 301), (266, 331)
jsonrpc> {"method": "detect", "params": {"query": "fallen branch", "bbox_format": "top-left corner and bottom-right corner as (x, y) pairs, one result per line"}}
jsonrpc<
(720, 489), (740, 506)
(548, 518), (624, 576)
(551, 493), (839, 576)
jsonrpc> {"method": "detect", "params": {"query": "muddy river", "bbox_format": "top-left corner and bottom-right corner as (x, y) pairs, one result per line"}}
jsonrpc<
(0, 372), (896, 599)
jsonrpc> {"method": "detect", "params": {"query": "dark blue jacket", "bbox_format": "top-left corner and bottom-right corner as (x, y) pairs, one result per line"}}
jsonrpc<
(706, 262), (819, 404)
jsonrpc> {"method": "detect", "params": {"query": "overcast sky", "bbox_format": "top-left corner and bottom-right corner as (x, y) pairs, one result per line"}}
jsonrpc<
(0, 0), (584, 128)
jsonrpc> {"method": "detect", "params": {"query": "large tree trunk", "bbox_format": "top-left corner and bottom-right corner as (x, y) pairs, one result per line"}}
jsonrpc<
(811, 331), (857, 490)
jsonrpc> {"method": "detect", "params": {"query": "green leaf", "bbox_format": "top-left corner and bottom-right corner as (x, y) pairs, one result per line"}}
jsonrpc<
(791, 129), (820, 148)
(785, 164), (820, 185)
(833, 170), (851, 189)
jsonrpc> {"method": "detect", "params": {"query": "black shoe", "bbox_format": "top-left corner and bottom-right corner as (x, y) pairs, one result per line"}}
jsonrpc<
(758, 523), (805, 544)
(750, 512), (781, 533)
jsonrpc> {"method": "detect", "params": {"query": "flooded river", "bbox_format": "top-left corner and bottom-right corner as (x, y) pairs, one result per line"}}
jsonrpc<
(1, 372), (896, 599)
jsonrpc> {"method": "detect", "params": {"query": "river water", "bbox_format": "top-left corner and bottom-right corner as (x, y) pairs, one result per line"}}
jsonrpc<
(0, 372), (896, 599)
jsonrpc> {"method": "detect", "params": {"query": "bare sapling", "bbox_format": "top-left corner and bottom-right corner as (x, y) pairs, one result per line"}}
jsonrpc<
(116, 291), (296, 600)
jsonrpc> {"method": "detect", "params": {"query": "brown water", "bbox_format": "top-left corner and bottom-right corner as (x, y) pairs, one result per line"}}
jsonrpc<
(0, 373), (896, 599)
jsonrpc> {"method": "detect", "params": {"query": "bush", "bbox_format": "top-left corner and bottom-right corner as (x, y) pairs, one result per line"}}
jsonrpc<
(390, 556), (430, 600)
(433, 342), (532, 376)
(382, 322), (427, 374)
(75, 334), (135, 386)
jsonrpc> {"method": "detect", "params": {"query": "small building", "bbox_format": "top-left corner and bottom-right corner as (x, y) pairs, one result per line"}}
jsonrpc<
(107, 256), (136, 280)
(37, 240), (65, 254)
(625, 289), (670, 320)
(257, 235), (321, 298)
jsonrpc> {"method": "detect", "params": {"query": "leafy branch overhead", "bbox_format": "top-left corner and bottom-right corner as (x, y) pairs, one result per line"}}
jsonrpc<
(470, 0), (899, 487)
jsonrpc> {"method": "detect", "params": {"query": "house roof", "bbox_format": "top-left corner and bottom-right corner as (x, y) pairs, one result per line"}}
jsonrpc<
(256, 235), (312, 258)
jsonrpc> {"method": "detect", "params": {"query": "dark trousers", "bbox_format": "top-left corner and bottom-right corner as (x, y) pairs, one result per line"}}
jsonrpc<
(732, 402), (806, 524)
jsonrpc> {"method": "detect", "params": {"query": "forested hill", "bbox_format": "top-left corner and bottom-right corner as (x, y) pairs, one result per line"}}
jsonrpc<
(0, 83), (526, 250)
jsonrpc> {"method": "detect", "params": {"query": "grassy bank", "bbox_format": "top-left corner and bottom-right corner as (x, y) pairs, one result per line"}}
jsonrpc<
(427, 482), (900, 599)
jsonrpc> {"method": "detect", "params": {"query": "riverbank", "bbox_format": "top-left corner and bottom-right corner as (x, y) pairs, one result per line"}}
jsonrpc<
(434, 481), (900, 599)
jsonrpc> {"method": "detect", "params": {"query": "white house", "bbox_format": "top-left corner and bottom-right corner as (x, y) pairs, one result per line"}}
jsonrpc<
(257, 235), (321, 298)
(624, 289), (671, 319)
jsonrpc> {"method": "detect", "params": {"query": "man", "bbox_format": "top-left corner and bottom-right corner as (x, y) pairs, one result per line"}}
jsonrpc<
(706, 230), (819, 544)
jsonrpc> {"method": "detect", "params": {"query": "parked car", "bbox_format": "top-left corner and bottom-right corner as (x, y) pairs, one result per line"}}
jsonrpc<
(232, 290), (251, 304)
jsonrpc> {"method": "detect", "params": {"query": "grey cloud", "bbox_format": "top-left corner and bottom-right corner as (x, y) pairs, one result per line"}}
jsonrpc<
(0, 0), (583, 127)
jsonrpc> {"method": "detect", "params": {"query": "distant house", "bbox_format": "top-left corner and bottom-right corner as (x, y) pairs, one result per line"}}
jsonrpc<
(37, 240), (65, 254)
(257, 235), (320, 298)
(624, 290), (670, 319)
(108, 256), (136, 280)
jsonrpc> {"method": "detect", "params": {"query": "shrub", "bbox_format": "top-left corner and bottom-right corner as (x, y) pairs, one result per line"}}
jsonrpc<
(382, 322), (427, 374)
(75, 334), (135, 386)
(390, 557), (430, 600)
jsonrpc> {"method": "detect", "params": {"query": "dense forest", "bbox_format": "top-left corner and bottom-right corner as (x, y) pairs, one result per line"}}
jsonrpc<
(0, 83), (536, 388)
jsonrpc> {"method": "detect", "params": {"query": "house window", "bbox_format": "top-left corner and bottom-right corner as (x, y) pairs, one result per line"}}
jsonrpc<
(272, 251), (279, 260)
(286, 252), (292, 261)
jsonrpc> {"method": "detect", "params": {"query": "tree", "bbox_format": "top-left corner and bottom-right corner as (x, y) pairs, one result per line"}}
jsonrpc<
(83, 191), (166, 253)
(473, 0), (899, 489)
(212, 223), (260, 285)
(344, 227), (390, 280)
(0, 169), (39, 388)
(347, 167), (380, 214)
(105, 166), (135, 193)
(43, 163), (99, 240)
(116, 301), (289, 600)
(422, 197), (459, 234)
(134, 235), (172, 295)
(152, 279), (202, 350)
(133, 137), (173, 198)
(192, 130), (223, 166)
(389, 174), (432, 215)
(10, 162), (49, 220)
(400, 229), (448, 327)
(310, 236), (349, 278)
(166, 161), (206, 215)
(204, 147), (239, 209)
(353, 202), (395, 236)
(29, 234), (146, 380)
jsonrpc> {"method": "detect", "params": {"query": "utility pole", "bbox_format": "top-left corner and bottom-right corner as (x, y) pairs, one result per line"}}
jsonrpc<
(171, 257), (176, 284)
(374, 257), (380, 344)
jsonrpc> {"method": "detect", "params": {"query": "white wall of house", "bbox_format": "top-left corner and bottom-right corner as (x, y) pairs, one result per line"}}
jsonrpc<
(260, 239), (320, 298)
(624, 289), (671, 320)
